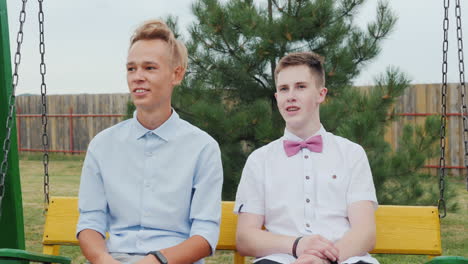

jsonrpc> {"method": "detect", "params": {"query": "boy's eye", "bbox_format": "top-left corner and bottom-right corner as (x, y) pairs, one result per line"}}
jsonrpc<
(280, 87), (288, 91)
(127, 67), (135, 72)
(298, 85), (306, 89)
(146, 66), (156, 70)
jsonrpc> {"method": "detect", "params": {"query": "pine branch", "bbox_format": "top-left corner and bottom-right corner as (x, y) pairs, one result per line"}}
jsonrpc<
(252, 75), (269, 90)
(217, 29), (270, 90)
(293, 0), (305, 18)
(333, 0), (363, 23)
(271, 0), (286, 14)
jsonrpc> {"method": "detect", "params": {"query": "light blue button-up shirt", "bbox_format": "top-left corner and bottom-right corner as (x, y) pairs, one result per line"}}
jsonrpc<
(76, 110), (223, 263)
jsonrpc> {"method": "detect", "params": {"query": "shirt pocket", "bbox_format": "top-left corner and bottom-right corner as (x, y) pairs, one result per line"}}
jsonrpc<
(316, 168), (349, 212)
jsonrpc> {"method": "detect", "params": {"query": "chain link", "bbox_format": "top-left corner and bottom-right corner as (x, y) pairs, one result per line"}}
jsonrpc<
(438, 0), (450, 218)
(0, 0), (28, 217)
(454, 0), (468, 191)
(38, 0), (50, 208)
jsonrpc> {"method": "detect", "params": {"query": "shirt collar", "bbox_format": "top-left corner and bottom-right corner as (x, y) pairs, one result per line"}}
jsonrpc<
(132, 109), (180, 141)
(283, 124), (326, 141)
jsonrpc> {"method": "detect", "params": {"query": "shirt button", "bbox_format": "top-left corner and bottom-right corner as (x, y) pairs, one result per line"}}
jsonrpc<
(305, 176), (310, 180)
(306, 198), (310, 203)
(306, 223), (310, 228)
(304, 155), (309, 159)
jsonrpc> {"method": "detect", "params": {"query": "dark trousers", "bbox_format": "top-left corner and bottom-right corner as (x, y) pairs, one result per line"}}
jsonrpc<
(254, 260), (282, 264)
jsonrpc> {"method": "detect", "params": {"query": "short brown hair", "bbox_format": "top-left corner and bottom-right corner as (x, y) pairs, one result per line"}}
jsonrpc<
(274, 52), (325, 88)
(130, 19), (188, 70)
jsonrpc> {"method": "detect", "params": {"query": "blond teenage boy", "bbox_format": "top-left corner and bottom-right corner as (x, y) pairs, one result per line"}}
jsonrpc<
(76, 20), (223, 264)
(235, 52), (378, 264)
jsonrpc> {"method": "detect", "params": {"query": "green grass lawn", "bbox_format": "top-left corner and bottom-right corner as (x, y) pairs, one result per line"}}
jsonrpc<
(18, 155), (467, 263)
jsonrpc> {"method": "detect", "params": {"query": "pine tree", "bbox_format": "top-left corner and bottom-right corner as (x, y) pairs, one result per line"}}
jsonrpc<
(166, 0), (452, 206)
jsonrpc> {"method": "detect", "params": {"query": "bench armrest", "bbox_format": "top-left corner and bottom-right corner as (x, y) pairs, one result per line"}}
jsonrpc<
(0, 248), (71, 264)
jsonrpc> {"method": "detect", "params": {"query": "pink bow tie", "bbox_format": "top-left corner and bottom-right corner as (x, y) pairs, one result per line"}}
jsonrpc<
(283, 135), (323, 157)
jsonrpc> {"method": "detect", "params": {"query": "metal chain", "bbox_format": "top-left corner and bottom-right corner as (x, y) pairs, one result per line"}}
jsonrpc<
(0, 0), (28, 217)
(454, 0), (468, 191)
(38, 0), (50, 208)
(438, 0), (450, 218)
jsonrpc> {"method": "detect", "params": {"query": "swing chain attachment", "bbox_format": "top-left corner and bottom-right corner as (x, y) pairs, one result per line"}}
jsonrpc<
(454, 0), (468, 191)
(438, 0), (450, 219)
(38, 0), (50, 208)
(0, 0), (28, 216)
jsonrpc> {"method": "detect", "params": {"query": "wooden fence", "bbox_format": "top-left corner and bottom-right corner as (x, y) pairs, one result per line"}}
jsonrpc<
(15, 93), (130, 153)
(14, 83), (467, 174)
(387, 83), (465, 175)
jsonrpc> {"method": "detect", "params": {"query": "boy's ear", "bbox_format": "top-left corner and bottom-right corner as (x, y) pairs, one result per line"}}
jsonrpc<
(274, 92), (278, 100)
(172, 66), (186, 86)
(318, 87), (328, 103)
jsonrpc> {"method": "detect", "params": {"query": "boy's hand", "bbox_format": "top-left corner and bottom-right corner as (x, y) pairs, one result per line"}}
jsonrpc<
(296, 235), (339, 262)
(293, 254), (330, 264)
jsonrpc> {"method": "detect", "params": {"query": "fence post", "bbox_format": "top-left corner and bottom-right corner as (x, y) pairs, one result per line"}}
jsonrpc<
(69, 107), (73, 154)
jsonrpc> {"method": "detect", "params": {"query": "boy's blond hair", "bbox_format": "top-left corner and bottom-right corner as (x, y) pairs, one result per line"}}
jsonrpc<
(274, 52), (325, 88)
(130, 19), (188, 70)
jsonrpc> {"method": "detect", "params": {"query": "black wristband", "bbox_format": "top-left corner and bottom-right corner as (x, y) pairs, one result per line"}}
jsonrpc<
(148, 251), (168, 264)
(292, 236), (303, 258)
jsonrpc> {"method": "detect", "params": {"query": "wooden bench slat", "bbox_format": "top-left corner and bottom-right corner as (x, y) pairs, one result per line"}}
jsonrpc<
(43, 197), (79, 245)
(217, 201), (237, 250)
(372, 205), (441, 256)
(42, 197), (442, 263)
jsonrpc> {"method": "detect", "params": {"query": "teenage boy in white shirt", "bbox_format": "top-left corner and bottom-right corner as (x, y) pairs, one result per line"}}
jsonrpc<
(234, 52), (378, 264)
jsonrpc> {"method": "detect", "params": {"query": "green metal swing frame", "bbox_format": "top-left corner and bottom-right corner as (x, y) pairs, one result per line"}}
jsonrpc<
(0, 0), (69, 263)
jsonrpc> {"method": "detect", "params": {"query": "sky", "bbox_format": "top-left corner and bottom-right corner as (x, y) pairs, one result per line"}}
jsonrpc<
(5, 0), (468, 95)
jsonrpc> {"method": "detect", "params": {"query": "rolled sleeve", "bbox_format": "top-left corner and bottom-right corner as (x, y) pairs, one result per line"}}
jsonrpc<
(189, 140), (223, 254)
(76, 210), (108, 238)
(76, 147), (109, 238)
(234, 150), (265, 215)
(190, 219), (220, 254)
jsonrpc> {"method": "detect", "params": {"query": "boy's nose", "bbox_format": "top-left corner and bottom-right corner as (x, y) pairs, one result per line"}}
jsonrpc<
(132, 69), (145, 82)
(287, 91), (296, 102)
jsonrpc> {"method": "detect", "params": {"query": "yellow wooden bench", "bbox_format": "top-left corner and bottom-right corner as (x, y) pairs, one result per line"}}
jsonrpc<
(43, 197), (443, 263)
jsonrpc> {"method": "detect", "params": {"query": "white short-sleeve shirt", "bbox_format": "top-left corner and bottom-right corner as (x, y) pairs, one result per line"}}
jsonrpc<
(235, 126), (379, 264)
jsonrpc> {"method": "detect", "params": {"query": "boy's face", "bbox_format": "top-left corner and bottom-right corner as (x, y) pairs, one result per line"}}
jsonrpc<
(275, 65), (327, 132)
(126, 39), (184, 113)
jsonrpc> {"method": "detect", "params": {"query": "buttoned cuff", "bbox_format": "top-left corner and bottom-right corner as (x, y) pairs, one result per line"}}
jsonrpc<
(76, 210), (108, 239)
(190, 219), (220, 255)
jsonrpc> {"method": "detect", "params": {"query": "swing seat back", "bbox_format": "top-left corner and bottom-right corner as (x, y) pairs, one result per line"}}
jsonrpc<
(42, 197), (442, 263)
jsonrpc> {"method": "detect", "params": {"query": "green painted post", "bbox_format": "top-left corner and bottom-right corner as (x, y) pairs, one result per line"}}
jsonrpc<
(0, 0), (26, 253)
